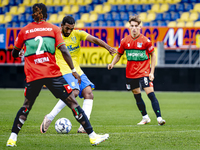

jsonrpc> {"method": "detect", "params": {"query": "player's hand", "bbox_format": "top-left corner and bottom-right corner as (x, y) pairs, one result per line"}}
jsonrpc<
(108, 64), (114, 70)
(19, 50), (24, 57)
(72, 72), (81, 85)
(108, 47), (117, 56)
(149, 73), (154, 81)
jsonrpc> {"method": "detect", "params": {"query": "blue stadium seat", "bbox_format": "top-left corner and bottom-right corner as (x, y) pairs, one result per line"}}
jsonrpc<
(184, 3), (193, 12)
(142, 22), (150, 27)
(181, 0), (189, 3)
(99, 21), (107, 27)
(73, 14), (80, 21)
(91, 21), (99, 27)
(176, 3), (185, 12)
(143, 5), (151, 12)
(9, 0), (16, 6)
(110, 5), (118, 12)
(16, 0), (23, 5)
(172, 12), (180, 21)
(112, 12), (121, 21)
(159, 21), (167, 26)
(115, 21), (124, 27)
(18, 14), (26, 22)
(85, 23), (91, 27)
(126, 5), (134, 12)
(26, 15), (33, 22)
(107, 21), (116, 26)
(0, 24), (5, 28)
(151, 21), (158, 26)
(53, 23), (60, 27)
(12, 15), (19, 23)
(47, 6), (55, 14)
(86, 5), (94, 12)
(25, 7), (32, 14)
(79, 6), (86, 13)
(3, 6), (10, 14)
(13, 23), (21, 27)
(0, 8), (2, 14)
(120, 12), (129, 21)
(163, 12), (172, 21)
(97, 14), (105, 21)
(134, 5), (143, 12)
(55, 6), (63, 13)
(6, 23), (13, 28)
(168, 4), (176, 12)
(104, 13), (113, 21)
(20, 22), (27, 27)
(92, 0), (100, 4)
(190, 0), (197, 2)
(155, 13), (163, 21)
(118, 5), (126, 12)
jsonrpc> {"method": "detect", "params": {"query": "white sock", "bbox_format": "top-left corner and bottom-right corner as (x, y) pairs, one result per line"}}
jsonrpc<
(157, 117), (162, 122)
(79, 99), (93, 129)
(143, 114), (149, 119)
(47, 99), (66, 121)
(9, 132), (17, 141)
(89, 131), (97, 138)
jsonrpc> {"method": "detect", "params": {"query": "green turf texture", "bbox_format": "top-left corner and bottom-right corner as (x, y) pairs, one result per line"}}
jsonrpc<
(0, 89), (200, 150)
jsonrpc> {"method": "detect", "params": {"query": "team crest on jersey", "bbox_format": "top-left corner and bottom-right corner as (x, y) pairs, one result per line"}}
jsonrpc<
(71, 36), (77, 43)
(137, 42), (143, 48)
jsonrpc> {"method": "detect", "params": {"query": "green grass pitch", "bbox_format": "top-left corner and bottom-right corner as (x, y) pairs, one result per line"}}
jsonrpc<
(0, 89), (200, 150)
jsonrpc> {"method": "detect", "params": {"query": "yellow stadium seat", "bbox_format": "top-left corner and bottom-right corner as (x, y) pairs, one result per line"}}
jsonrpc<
(78, 13), (89, 22)
(139, 12), (147, 22)
(76, 22), (84, 28)
(76, 0), (84, 5)
(194, 21), (200, 27)
(88, 13), (98, 22)
(38, 0), (46, 4)
(148, 0), (157, 4)
(60, 0), (68, 5)
(158, 3), (169, 13)
(59, 5), (71, 14)
(102, 4), (111, 13)
(173, 0), (181, 3)
(164, 0), (174, 3)
(188, 12), (199, 21)
(17, 6), (25, 15)
(132, 0), (140, 4)
(177, 12), (189, 22)
(168, 21), (176, 27)
(1, 0), (9, 7)
(106, 0), (116, 4)
(123, 0), (132, 4)
(148, 4), (160, 13)
(46, 0), (53, 6)
(84, 0), (92, 5)
(3, 15), (12, 23)
(177, 21), (185, 27)
(52, 0), (61, 5)
(0, 15), (4, 23)
(68, 0), (76, 5)
(6, 6), (18, 15)
(156, 0), (166, 3)
(57, 14), (65, 23)
(92, 5), (103, 14)
(116, 0), (125, 4)
(48, 14), (58, 23)
(190, 3), (200, 13)
(68, 5), (79, 14)
(30, 0), (38, 6)
(140, 0), (149, 4)
(185, 21), (194, 27)
(145, 12), (156, 22)
(125, 21), (129, 27)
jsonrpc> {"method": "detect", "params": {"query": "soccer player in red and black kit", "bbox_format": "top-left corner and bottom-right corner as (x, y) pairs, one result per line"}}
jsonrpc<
(6, 3), (108, 147)
(108, 15), (166, 126)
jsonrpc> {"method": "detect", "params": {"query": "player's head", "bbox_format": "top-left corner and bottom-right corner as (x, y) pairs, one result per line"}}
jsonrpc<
(32, 3), (47, 22)
(61, 16), (75, 37)
(128, 15), (141, 37)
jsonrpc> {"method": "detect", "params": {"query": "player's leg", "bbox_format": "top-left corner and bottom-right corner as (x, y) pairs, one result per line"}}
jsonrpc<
(7, 80), (43, 147)
(126, 78), (150, 125)
(77, 74), (95, 133)
(141, 77), (165, 125)
(46, 76), (109, 145)
(40, 73), (80, 133)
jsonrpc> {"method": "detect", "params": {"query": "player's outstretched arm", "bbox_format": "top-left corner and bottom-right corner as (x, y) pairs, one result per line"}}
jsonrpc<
(86, 35), (117, 56)
(59, 44), (81, 84)
(108, 54), (121, 70)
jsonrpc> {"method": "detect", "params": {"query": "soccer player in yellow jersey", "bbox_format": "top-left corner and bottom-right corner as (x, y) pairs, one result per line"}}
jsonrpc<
(40, 15), (117, 133)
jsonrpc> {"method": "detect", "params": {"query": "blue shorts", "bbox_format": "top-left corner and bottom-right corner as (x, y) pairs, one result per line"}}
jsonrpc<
(62, 73), (95, 98)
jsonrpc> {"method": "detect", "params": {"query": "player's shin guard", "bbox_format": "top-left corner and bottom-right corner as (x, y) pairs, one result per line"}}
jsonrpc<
(148, 92), (161, 117)
(134, 93), (147, 116)
(72, 106), (93, 134)
(11, 107), (30, 134)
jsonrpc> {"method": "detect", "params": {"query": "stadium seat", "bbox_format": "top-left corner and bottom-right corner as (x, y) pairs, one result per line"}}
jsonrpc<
(151, 21), (158, 27)
(57, 14), (65, 23)
(184, 3), (193, 12)
(163, 12), (172, 21)
(118, 5), (126, 12)
(148, 4), (160, 13)
(194, 21), (200, 27)
(168, 21), (176, 27)
(134, 5), (143, 12)
(55, 6), (63, 13)
(97, 14), (105, 21)
(139, 12), (147, 22)
(68, 0), (76, 5)
(73, 14), (81, 21)
(190, 3), (200, 13)
(60, 0), (68, 5)
(115, 21), (124, 27)
(30, 0), (38, 6)
(176, 21), (185, 27)
(0, 15), (4, 24)
(124, 0), (133, 4)
(120, 12), (129, 21)
(104, 13), (113, 21)
(107, 21), (116, 26)
(158, 4), (169, 13)
(47, 6), (55, 14)
(79, 6), (86, 13)
(155, 13), (163, 21)
(171, 12), (180, 21)
(88, 13), (98, 22)
(0, 0), (9, 7)
(106, 0), (117, 4)
(0, 24), (5, 28)
(85, 4), (94, 12)
(92, 5), (103, 14)
(140, 0), (149, 4)
(18, 14), (26, 22)
(159, 21), (167, 26)
(124, 21), (129, 27)
(38, 0), (46, 4)
(25, 7), (32, 14)
(188, 12), (199, 21)
(102, 4), (111, 13)
(52, 0), (61, 6)
(78, 13), (90, 23)
(26, 15), (33, 22)
(132, 0), (140, 4)
(84, 23), (91, 27)
(185, 21), (194, 27)
(112, 12), (121, 21)
(99, 21), (107, 27)
(143, 5), (151, 12)
(168, 4), (176, 12)
(84, 0), (93, 5)
(12, 15), (19, 23)
(13, 22), (21, 27)
(48, 14), (58, 23)
(176, 3), (185, 12)
(3, 15), (12, 24)
(142, 22), (150, 27)
(20, 0), (30, 6)
(177, 12), (189, 22)
(91, 21), (99, 27)
(110, 5), (118, 12)
(126, 5), (134, 12)
(145, 12), (156, 22)
(6, 6), (18, 15)
(59, 5), (70, 14)
(6, 22), (13, 28)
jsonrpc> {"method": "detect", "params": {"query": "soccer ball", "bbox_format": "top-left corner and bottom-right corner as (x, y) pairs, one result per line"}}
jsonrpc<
(55, 118), (72, 134)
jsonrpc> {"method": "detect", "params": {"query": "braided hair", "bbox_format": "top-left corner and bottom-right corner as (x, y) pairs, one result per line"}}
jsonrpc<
(32, 3), (47, 22)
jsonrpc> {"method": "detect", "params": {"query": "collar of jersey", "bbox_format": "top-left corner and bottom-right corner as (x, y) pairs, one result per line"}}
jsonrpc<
(131, 34), (140, 40)
(34, 19), (45, 24)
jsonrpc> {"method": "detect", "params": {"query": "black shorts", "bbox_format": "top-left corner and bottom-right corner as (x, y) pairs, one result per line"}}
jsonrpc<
(126, 77), (153, 91)
(25, 76), (72, 101)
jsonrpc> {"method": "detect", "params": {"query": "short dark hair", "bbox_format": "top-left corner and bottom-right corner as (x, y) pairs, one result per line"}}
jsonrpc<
(129, 15), (141, 25)
(32, 3), (47, 22)
(62, 16), (75, 25)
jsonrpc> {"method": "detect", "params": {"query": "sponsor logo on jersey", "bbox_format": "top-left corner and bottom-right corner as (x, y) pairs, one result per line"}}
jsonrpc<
(67, 45), (80, 52)
(25, 28), (53, 34)
(34, 57), (49, 64)
(137, 42), (143, 48)
(71, 36), (77, 43)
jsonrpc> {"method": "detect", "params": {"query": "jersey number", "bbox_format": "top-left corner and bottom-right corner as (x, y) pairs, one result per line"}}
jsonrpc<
(35, 36), (44, 55)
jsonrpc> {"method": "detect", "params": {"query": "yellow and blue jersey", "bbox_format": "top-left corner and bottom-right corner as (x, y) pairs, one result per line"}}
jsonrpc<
(55, 30), (89, 75)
